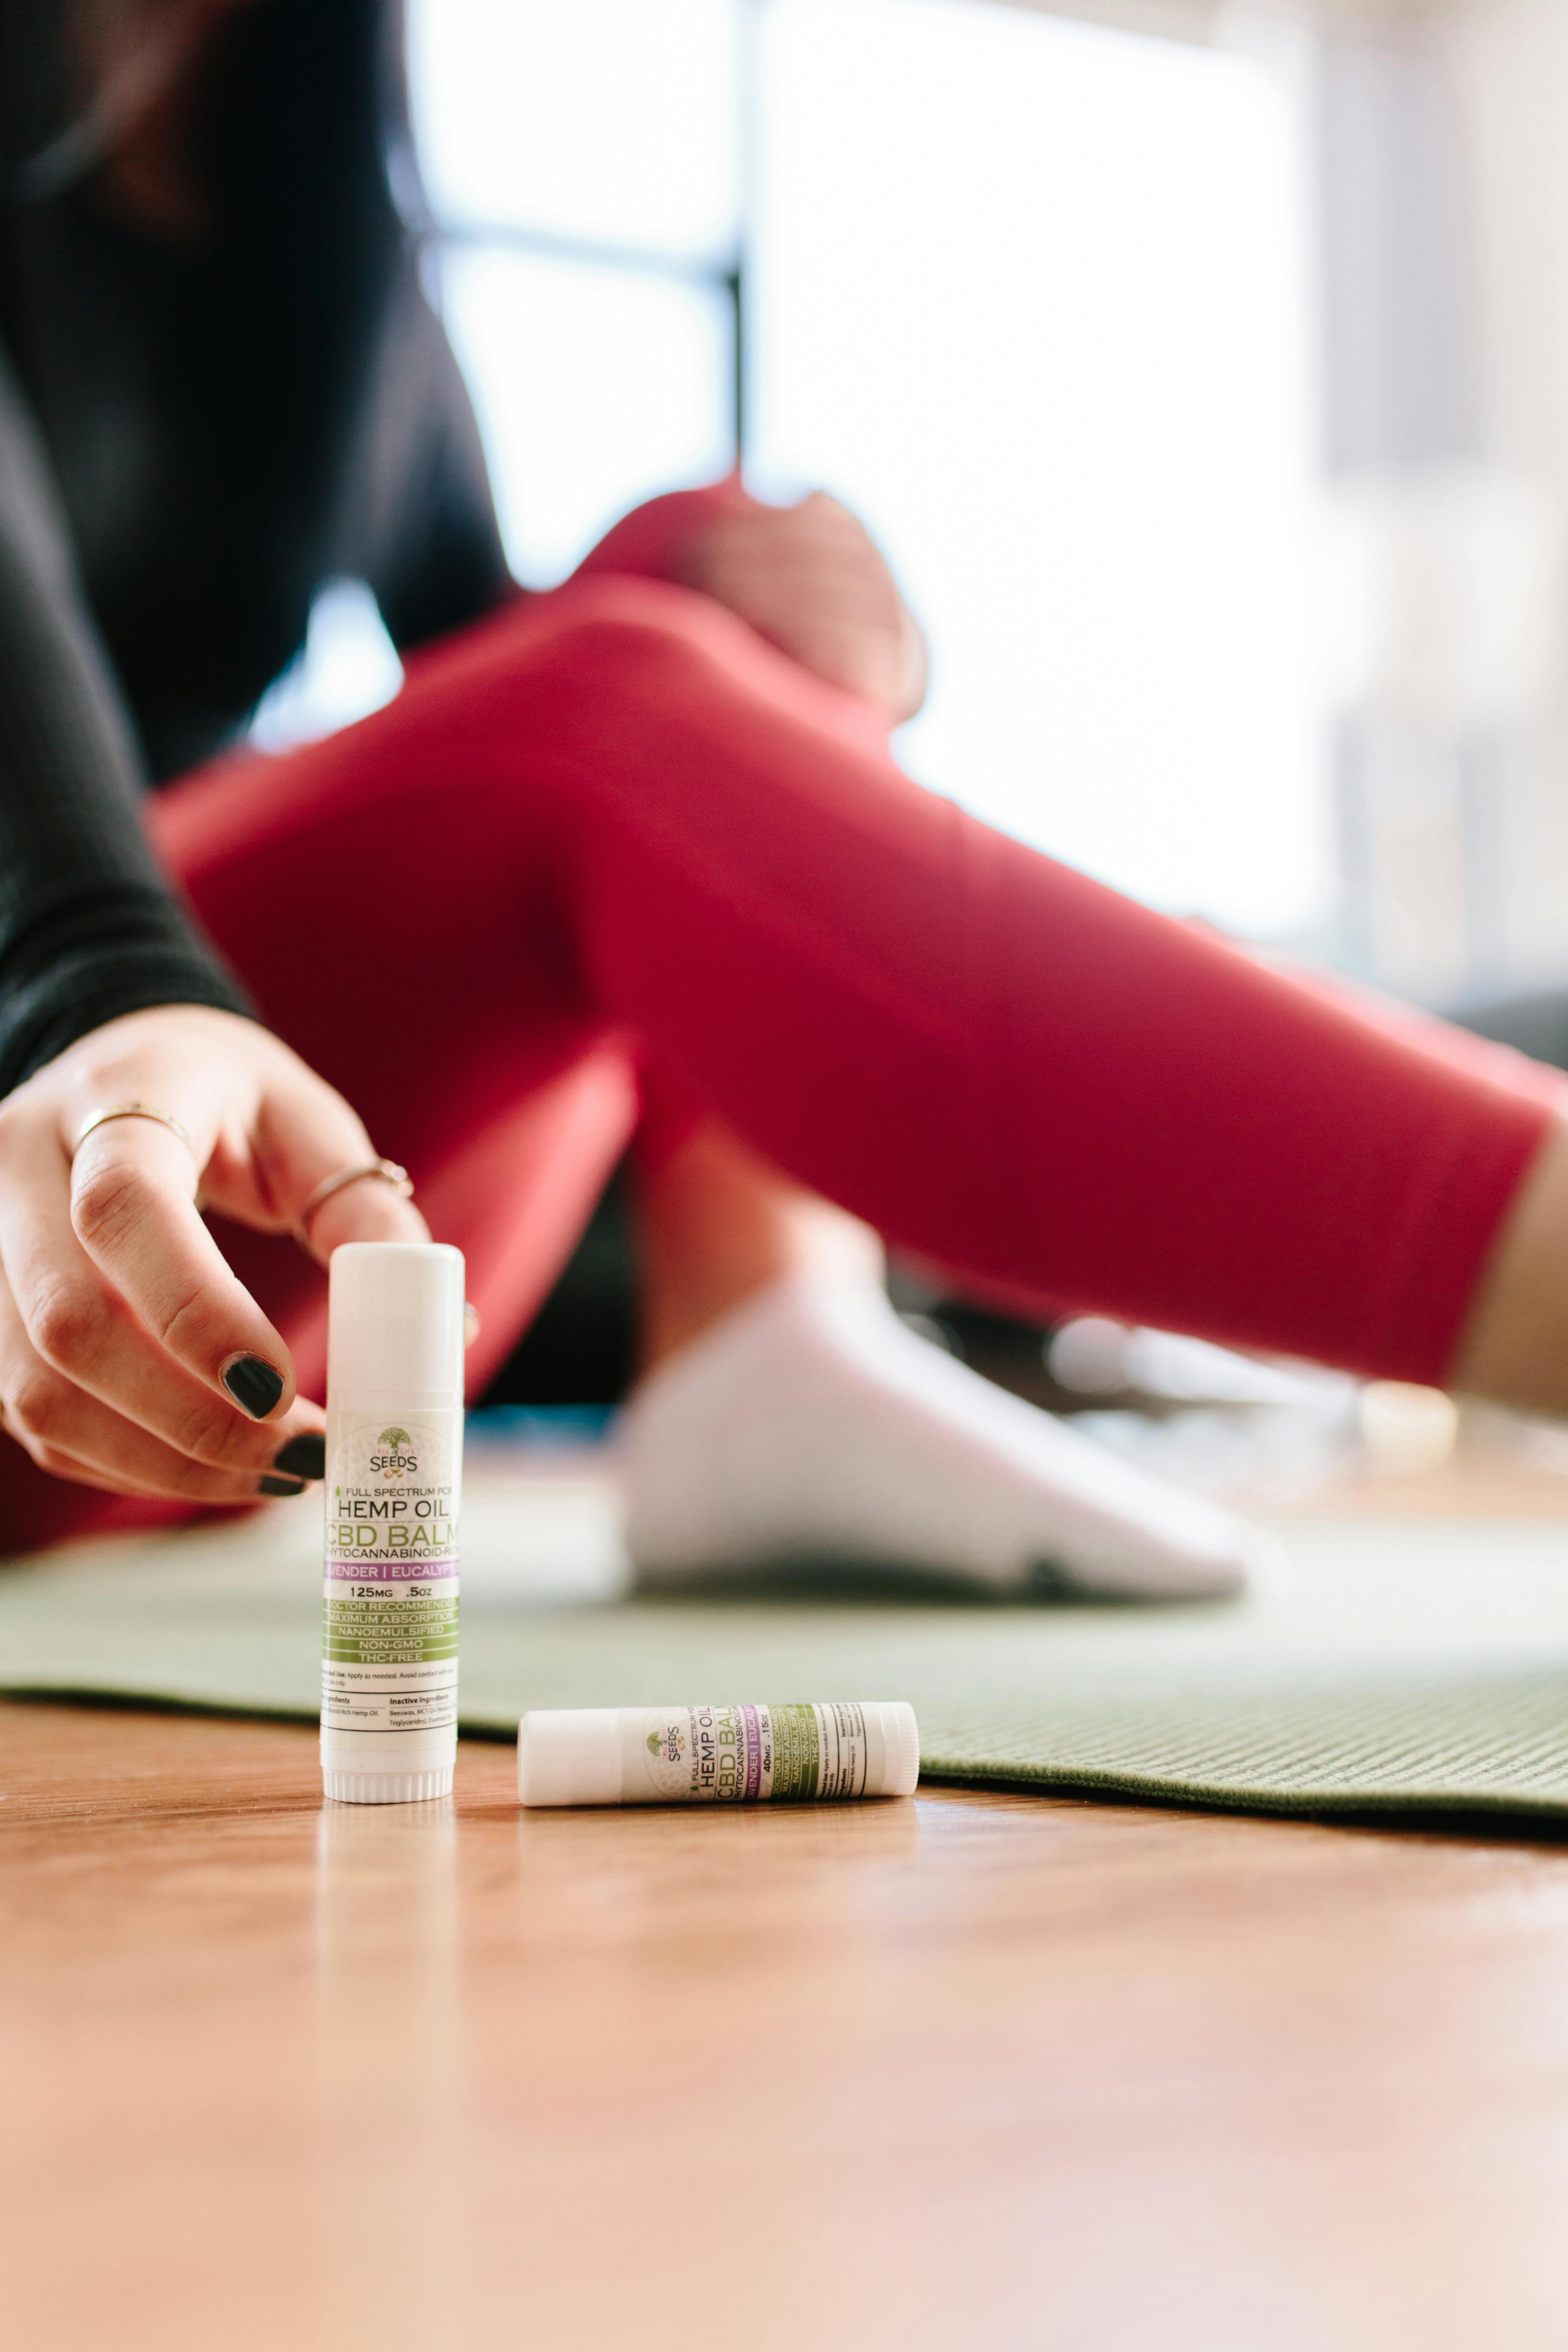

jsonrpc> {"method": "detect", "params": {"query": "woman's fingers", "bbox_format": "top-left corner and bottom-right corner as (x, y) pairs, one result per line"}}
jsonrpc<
(0, 1007), (428, 1507)
(66, 1113), (300, 1419)
(212, 1064), (430, 1262)
(281, 1091), (431, 1262)
(0, 1269), (317, 1502)
(60, 1055), (426, 1410)
(303, 1169), (431, 1260)
(0, 1123), (324, 1472)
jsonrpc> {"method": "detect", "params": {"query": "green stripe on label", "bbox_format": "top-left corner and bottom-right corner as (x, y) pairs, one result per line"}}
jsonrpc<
(323, 1592), (459, 1667)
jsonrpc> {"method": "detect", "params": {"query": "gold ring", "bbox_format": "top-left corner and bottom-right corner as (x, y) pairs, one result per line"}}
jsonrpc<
(73, 1103), (197, 1161)
(293, 1158), (414, 1253)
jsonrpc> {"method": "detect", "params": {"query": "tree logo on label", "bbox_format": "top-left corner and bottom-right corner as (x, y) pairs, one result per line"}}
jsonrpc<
(641, 1718), (691, 1796)
(372, 1425), (416, 1477)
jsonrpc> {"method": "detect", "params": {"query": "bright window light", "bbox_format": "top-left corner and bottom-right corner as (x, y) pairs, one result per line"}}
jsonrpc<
(437, 246), (733, 587)
(406, 0), (741, 261)
(752, 0), (1326, 938)
(397, 0), (1324, 938)
(249, 579), (403, 750)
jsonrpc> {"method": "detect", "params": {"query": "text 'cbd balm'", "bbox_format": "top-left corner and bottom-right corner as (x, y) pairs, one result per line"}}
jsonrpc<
(322, 1241), (466, 1805)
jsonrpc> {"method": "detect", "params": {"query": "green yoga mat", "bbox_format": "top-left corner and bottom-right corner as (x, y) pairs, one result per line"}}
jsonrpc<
(4, 1472), (1568, 1824)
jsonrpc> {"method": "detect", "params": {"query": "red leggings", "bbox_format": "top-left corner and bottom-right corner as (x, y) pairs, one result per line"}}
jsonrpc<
(4, 501), (1558, 1550)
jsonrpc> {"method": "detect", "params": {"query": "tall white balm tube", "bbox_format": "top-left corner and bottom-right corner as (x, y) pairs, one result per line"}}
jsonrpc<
(322, 1242), (466, 1805)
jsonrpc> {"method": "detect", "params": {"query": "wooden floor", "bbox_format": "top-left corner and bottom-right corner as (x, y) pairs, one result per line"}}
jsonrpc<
(5, 1703), (1568, 2349)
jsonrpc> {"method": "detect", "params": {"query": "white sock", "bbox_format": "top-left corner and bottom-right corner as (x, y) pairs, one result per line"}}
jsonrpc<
(620, 1278), (1285, 1600)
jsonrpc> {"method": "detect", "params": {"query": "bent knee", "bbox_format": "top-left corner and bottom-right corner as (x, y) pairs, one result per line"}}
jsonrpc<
(519, 571), (760, 682)
(391, 568), (893, 777)
(498, 572), (888, 752)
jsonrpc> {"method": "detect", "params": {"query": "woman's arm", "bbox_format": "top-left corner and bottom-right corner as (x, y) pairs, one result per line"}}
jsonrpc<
(0, 340), (430, 1503)
(0, 341), (249, 1092)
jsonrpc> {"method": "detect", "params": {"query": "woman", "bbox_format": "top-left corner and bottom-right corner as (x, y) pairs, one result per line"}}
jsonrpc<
(0, 0), (1563, 1590)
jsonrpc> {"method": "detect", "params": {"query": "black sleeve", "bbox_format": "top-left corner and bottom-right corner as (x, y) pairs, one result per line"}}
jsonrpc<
(339, 264), (519, 653)
(0, 343), (251, 1096)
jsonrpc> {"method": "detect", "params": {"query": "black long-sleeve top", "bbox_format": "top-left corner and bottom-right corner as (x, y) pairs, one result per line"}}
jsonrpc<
(0, 0), (513, 1093)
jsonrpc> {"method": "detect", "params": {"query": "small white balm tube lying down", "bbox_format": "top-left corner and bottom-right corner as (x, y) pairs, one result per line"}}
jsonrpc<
(518, 1702), (920, 1807)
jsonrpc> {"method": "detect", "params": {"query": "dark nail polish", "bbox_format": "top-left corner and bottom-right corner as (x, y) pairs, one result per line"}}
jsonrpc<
(224, 1355), (284, 1419)
(272, 1432), (326, 1481)
(259, 1475), (307, 1498)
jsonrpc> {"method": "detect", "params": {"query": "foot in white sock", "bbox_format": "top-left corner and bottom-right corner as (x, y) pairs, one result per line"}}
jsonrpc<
(620, 1279), (1286, 1601)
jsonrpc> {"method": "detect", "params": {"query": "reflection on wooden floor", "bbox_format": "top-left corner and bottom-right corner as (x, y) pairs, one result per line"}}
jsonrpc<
(6, 1686), (1568, 2347)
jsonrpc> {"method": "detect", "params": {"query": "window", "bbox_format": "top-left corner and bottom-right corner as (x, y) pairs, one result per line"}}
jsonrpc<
(753, 0), (1323, 939)
(267, 0), (1324, 944)
(408, 0), (743, 585)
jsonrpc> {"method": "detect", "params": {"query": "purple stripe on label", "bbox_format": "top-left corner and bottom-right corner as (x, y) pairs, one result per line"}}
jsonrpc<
(741, 1703), (762, 1801)
(327, 1560), (460, 1580)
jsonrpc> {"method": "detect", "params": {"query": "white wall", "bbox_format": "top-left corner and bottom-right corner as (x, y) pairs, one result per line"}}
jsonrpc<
(1310, 0), (1568, 999)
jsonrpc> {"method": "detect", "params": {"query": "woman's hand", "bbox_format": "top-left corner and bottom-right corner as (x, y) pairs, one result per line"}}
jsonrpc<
(0, 1004), (429, 1502)
(679, 491), (929, 723)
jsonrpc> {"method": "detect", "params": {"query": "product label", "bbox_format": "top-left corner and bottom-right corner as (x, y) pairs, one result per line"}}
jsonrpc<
(321, 1412), (460, 1736)
(624, 1702), (873, 1803)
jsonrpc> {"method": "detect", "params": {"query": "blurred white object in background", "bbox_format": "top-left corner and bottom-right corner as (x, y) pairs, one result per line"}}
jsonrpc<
(1324, 462), (1565, 1002)
(1070, 1395), (1362, 1499)
(1050, 1323), (1510, 1497)
(1322, 462), (1560, 735)
(1048, 1315), (1362, 1497)
(1357, 1380), (1460, 1475)
(1049, 1316), (1328, 1405)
